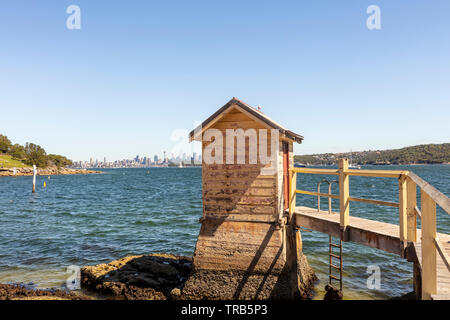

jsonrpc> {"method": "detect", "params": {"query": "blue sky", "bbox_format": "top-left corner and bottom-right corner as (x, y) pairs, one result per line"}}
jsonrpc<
(0, 1), (449, 161)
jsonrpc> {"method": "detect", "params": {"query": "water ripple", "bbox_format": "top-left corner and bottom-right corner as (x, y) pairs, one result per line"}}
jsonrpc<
(0, 165), (448, 298)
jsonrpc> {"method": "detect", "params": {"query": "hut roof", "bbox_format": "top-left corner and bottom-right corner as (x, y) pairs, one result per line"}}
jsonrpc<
(189, 97), (304, 143)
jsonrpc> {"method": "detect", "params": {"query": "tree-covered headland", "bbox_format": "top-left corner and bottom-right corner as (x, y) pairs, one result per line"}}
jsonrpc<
(294, 143), (450, 165)
(0, 134), (72, 168)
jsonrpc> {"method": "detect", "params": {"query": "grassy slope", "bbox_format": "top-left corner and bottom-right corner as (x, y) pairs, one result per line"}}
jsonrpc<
(0, 154), (31, 168)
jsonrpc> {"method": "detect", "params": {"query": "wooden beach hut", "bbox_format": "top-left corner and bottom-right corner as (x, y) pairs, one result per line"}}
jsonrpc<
(180, 98), (450, 300)
(183, 97), (316, 299)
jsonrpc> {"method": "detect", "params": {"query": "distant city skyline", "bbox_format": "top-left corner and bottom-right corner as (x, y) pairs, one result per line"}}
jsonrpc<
(1, 1), (449, 161)
(73, 151), (202, 168)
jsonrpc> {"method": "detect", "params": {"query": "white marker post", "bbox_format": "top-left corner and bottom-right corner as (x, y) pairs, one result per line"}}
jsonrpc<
(32, 165), (37, 193)
(13, 167), (16, 176)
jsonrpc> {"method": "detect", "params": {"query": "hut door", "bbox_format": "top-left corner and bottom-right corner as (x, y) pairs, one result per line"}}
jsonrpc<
(283, 142), (290, 211)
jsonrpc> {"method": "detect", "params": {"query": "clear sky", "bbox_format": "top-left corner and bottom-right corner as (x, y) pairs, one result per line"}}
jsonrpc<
(1, 1), (449, 161)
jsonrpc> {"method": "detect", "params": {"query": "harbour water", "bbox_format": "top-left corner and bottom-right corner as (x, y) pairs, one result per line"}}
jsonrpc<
(0, 165), (448, 299)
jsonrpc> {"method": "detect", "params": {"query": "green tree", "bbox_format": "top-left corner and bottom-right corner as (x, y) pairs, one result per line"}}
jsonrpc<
(10, 144), (26, 160)
(24, 143), (48, 167)
(47, 154), (73, 167)
(0, 134), (12, 153)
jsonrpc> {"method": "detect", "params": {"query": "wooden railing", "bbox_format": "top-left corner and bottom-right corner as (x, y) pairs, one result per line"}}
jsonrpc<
(288, 158), (450, 300)
(407, 172), (450, 299)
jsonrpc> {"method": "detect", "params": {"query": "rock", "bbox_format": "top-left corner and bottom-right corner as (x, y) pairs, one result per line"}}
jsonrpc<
(81, 253), (192, 300)
(0, 166), (101, 176)
(101, 282), (125, 296)
(170, 287), (181, 298)
(130, 256), (179, 279)
(0, 284), (90, 300)
(127, 275), (160, 288)
(323, 284), (343, 300)
(181, 250), (317, 300)
(390, 291), (417, 300)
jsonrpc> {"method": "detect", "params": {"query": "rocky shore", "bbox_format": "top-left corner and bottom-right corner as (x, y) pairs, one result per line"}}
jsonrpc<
(1, 252), (318, 300)
(80, 253), (317, 300)
(0, 284), (90, 300)
(0, 253), (416, 300)
(81, 253), (192, 300)
(0, 167), (100, 177)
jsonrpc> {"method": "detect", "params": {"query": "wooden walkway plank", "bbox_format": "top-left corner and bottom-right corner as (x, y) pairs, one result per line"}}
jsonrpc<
(413, 232), (450, 300)
(295, 206), (402, 255)
(295, 206), (450, 300)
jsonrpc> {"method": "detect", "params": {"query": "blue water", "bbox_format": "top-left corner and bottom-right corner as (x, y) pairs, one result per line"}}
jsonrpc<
(0, 165), (448, 299)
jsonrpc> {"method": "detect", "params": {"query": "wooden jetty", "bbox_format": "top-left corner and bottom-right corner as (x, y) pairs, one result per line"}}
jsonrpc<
(290, 162), (450, 300)
(185, 97), (450, 300)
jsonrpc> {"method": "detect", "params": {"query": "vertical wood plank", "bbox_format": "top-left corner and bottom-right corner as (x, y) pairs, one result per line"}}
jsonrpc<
(399, 175), (407, 244)
(282, 142), (290, 211)
(338, 159), (349, 230)
(289, 170), (297, 220)
(407, 178), (417, 243)
(421, 190), (437, 300)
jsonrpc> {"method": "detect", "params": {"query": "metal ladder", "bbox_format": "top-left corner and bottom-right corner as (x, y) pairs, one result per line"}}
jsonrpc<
(328, 235), (343, 291)
(317, 179), (343, 291)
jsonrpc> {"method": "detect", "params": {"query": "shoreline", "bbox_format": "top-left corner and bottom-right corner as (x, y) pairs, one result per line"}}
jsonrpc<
(303, 163), (449, 167)
(0, 167), (101, 177)
(0, 253), (417, 300)
(1, 253), (314, 300)
(0, 283), (90, 300)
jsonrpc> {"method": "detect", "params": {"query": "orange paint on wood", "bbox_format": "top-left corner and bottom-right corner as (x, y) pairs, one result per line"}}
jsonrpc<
(283, 142), (290, 210)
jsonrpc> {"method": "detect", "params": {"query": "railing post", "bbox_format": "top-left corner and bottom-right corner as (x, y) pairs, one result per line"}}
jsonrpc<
(289, 170), (297, 220)
(338, 159), (349, 239)
(317, 182), (321, 212)
(421, 190), (437, 300)
(406, 178), (417, 243)
(399, 175), (408, 252)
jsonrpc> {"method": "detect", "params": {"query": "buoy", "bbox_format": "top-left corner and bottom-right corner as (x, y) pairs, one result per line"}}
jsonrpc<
(43, 182), (46, 188)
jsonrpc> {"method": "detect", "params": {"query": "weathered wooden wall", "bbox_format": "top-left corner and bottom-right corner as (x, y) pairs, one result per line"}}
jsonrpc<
(193, 105), (290, 273)
(181, 102), (317, 300)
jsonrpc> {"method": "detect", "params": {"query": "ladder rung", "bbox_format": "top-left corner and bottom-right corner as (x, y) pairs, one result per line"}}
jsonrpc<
(329, 235), (343, 291)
